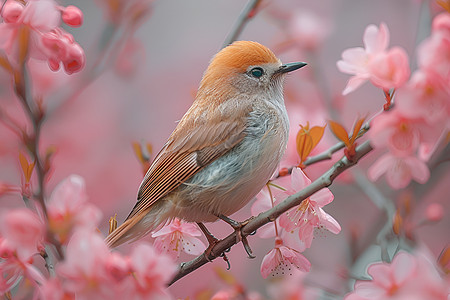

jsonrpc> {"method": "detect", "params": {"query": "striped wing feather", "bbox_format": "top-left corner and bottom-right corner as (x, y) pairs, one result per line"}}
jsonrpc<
(125, 117), (247, 220)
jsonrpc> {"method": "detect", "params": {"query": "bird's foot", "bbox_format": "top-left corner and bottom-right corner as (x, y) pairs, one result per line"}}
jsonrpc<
(196, 222), (230, 267)
(218, 214), (256, 259)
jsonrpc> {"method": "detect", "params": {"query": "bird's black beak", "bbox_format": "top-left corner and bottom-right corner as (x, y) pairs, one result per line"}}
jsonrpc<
(276, 62), (307, 74)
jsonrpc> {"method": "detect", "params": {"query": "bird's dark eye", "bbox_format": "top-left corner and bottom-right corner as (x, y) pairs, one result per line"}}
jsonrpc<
(250, 67), (264, 78)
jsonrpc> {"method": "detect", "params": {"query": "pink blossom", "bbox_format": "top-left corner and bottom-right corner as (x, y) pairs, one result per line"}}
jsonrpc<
(260, 237), (311, 279)
(152, 218), (206, 259)
(369, 109), (434, 155)
(279, 168), (340, 249)
(337, 23), (410, 94)
(425, 203), (444, 222)
(0, 0), (85, 74)
(128, 243), (176, 299)
(41, 278), (75, 300)
(395, 70), (450, 124)
(267, 269), (319, 300)
(345, 251), (449, 300)
(47, 175), (102, 244)
(1, 1), (24, 24)
(368, 153), (430, 189)
(61, 5), (83, 27)
(432, 12), (450, 35)
(0, 208), (45, 260)
(287, 10), (330, 51)
(367, 47), (410, 90)
(57, 230), (115, 299)
(417, 29), (450, 82)
(0, 0), (59, 57)
(41, 28), (85, 74)
(0, 237), (46, 295)
(114, 38), (145, 78)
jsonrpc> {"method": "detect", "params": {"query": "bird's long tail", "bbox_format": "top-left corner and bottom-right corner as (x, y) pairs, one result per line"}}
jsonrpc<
(105, 210), (149, 248)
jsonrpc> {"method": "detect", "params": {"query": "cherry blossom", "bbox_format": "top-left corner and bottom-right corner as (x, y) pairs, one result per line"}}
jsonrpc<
(267, 269), (319, 300)
(368, 153), (430, 189)
(395, 70), (450, 125)
(0, 208), (45, 260)
(128, 243), (176, 299)
(260, 237), (311, 279)
(0, 237), (46, 296)
(287, 10), (331, 51)
(60, 5), (84, 27)
(152, 218), (206, 259)
(47, 175), (102, 244)
(345, 251), (449, 300)
(432, 12), (450, 34)
(417, 24), (450, 82)
(369, 109), (434, 156)
(279, 168), (340, 249)
(337, 23), (410, 94)
(0, 0), (85, 74)
(57, 230), (115, 300)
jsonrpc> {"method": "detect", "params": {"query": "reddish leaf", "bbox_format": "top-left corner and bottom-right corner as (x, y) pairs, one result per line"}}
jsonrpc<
(437, 0), (450, 13)
(19, 152), (34, 183)
(18, 26), (30, 66)
(350, 117), (366, 145)
(0, 56), (12, 73)
(132, 142), (145, 164)
(438, 247), (450, 274)
(310, 124), (326, 150)
(392, 210), (403, 236)
(296, 130), (313, 163)
(328, 120), (350, 146)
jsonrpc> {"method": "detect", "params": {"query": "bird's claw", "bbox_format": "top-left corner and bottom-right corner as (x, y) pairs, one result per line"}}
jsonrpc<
(218, 215), (256, 259)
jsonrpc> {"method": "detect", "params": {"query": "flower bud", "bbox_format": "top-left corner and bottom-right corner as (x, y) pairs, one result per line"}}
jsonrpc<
(2, 1), (24, 23)
(62, 5), (83, 27)
(425, 203), (443, 222)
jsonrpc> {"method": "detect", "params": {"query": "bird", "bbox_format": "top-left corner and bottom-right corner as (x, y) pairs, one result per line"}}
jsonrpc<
(106, 41), (306, 251)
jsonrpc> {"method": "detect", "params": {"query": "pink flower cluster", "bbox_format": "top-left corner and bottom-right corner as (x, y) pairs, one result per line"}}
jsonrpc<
(367, 13), (450, 189)
(0, 0), (85, 74)
(345, 251), (449, 300)
(152, 217), (206, 259)
(0, 175), (176, 299)
(252, 168), (340, 279)
(337, 23), (410, 95)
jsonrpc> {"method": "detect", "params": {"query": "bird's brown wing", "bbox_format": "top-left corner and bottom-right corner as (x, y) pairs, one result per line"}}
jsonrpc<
(125, 107), (249, 220)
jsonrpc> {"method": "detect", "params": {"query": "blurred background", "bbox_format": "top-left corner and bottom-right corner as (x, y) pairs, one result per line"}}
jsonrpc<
(0, 0), (448, 298)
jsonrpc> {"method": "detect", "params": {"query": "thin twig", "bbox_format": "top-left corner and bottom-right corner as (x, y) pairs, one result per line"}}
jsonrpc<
(169, 141), (373, 286)
(222, 0), (263, 48)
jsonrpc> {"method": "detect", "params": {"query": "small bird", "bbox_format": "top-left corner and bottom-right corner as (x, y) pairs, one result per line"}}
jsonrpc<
(106, 41), (306, 250)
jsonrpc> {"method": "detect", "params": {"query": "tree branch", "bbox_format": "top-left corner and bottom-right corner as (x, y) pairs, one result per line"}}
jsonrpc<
(222, 0), (263, 48)
(169, 140), (373, 286)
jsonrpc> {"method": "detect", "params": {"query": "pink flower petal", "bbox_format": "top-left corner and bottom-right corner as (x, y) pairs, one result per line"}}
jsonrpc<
(364, 23), (389, 54)
(367, 153), (394, 182)
(181, 235), (205, 256)
(405, 156), (430, 184)
(338, 47), (369, 74)
(354, 281), (386, 298)
(279, 246), (311, 272)
(318, 208), (341, 234)
(342, 75), (369, 95)
(291, 167), (311, 192)
(260, 248), (279, 279)
(391, 252), (416, 285)
(310, 188), (334, 206)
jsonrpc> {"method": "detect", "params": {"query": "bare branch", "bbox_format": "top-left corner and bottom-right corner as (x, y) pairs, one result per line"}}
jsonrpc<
(169, 140), (373, 286)
(222, 0), (263, 48)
